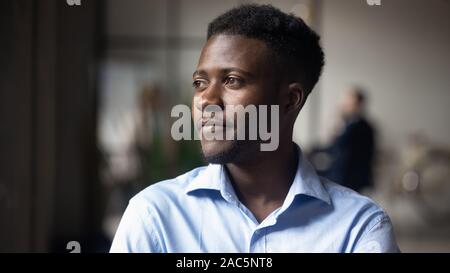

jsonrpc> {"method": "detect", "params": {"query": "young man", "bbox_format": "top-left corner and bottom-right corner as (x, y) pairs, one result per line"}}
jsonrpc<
(110, 4), (399, 253)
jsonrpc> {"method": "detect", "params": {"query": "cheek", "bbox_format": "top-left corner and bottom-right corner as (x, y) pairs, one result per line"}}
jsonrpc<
(222, 88), (265, 107)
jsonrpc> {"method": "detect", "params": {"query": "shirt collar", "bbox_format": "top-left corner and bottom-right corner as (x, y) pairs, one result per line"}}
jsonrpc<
(287, 148), (331, 205)
(185, 146), (331, 205)
(185, 163), (238, 202)
(185, 163), (223, 193)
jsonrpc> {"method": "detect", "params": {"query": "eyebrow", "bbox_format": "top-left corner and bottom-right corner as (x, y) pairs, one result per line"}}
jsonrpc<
(192, 67), (255, 78)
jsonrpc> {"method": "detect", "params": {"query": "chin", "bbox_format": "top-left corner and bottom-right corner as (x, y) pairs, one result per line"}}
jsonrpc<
(200, 140), (242, 164)
(200, 140), (262, 164)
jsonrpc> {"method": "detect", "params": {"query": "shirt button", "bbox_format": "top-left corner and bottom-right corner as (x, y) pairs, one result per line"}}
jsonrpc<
(254, 230), (261, 235)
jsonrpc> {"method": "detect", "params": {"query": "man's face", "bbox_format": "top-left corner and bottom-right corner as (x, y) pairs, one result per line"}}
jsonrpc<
(192, 34), (281, 163)
(341, 90), (362, 116)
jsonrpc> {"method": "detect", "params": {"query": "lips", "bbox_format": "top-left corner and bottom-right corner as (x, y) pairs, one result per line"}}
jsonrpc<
(199, 118), (232, 129)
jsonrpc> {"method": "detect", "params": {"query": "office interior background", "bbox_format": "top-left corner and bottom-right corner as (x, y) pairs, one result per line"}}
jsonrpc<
(1, 0), (450, 252)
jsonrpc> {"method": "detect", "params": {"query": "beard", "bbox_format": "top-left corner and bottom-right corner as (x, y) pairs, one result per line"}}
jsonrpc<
(201, 140), (242, 164)
(200, 139), (260, 164)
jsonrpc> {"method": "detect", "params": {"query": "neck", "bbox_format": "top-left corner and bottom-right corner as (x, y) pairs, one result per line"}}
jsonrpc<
(225, 140), (298, 207)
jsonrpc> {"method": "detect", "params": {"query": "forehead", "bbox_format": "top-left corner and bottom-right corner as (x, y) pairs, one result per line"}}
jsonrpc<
(197, 34), (275, 75)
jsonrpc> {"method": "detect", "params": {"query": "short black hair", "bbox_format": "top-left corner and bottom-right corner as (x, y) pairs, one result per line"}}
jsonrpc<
(207, 4), (325, 94)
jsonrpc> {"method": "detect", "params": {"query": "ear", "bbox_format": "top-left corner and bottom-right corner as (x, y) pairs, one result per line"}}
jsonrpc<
(286, 82), (306, 113)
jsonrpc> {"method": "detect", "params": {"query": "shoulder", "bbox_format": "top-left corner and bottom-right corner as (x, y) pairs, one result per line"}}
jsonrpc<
(321, 178), (399, 252)
(322, 177), (389, 226)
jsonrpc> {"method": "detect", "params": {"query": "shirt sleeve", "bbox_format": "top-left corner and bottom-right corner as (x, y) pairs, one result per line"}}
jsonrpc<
(353, 214), (401, 253)
(109, 199), (161, 253)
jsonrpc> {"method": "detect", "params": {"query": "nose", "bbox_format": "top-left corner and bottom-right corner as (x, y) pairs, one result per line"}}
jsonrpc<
(195, 81), (224, 111)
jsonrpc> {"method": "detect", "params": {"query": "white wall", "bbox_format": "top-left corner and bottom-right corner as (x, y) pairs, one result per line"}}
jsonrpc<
(317, 0), (450, 151)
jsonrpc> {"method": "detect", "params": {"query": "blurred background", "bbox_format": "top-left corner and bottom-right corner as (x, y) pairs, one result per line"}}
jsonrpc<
(1, 0), (449, 252)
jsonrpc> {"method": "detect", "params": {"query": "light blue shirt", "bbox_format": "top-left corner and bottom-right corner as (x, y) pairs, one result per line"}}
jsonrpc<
(110, 150), (399, 253)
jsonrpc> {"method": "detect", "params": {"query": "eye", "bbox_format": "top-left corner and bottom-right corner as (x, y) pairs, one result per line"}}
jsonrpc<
(192, 79), (208, 90)
(224, 76), (243, 89)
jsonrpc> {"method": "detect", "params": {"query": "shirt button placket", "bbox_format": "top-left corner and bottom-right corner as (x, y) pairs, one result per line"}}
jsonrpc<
(249, 229), (265, 253)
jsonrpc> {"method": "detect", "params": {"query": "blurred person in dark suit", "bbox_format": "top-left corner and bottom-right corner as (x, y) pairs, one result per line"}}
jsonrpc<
(318, 87), (376, 192)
